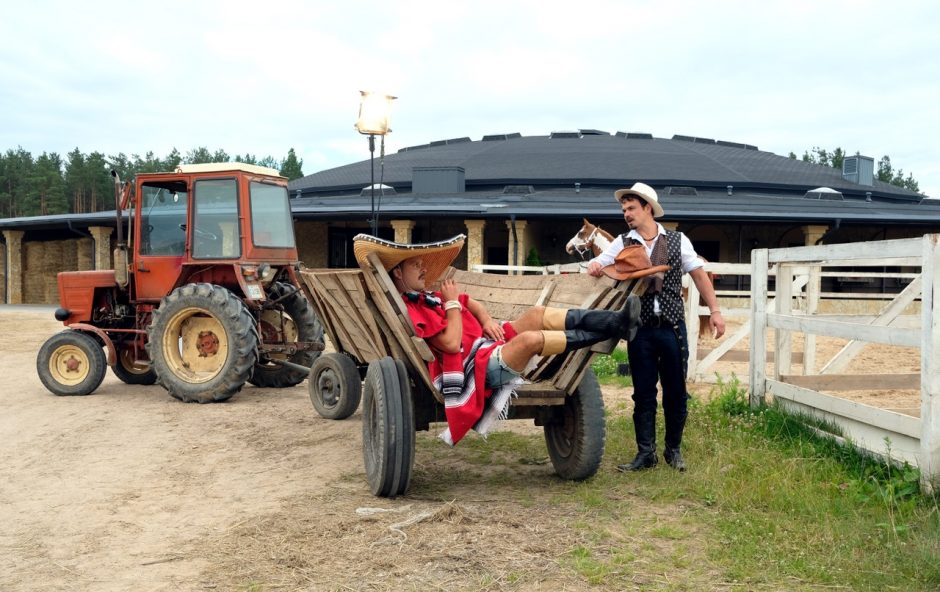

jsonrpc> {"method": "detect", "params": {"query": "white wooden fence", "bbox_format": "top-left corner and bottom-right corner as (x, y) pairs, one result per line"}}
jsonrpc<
(748, 235), (939, 490)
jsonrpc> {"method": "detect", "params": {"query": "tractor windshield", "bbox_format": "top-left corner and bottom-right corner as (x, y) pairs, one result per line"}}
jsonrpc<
(250, 182), (295, 249)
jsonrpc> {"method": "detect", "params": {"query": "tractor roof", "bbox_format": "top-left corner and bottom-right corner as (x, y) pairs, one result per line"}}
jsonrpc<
(174, 162), (284, 178)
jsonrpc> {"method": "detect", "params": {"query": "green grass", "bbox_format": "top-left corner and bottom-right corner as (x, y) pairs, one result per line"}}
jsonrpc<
(420, 373), (940, 590)
(591, 347), (633, 387)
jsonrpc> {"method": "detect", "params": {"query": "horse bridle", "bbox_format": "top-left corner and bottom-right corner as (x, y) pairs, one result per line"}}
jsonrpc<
(573, 226), (599, 259)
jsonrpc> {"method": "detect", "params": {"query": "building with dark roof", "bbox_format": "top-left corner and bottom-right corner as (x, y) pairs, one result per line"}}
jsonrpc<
(2, 131), (937, 303)
(287, 131), (939, 276)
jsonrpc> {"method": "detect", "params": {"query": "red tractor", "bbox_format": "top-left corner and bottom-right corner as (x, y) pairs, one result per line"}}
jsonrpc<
(36, 163), (323, 403)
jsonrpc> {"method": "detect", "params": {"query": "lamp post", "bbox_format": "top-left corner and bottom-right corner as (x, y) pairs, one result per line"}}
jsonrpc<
(355, 91), (396, 235)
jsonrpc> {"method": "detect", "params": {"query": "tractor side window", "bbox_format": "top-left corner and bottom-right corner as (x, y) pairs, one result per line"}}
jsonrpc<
(193, 178), (240, 259)
(139, 184), (187, 256)
(250, 182), (295, 248)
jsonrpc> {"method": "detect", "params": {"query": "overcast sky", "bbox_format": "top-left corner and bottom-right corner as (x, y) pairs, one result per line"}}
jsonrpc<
(1, 0), (937, 198)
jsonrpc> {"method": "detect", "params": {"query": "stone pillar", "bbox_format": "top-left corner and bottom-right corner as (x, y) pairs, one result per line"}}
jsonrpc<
(0, 241), (6, 303)
(661, 221), (679, 232)
(505, 219), (530, 274)
(77, 237), (95, 271)
(89, 226), (113, 270)
(3, 230), (24, 304)
(294, 221), (328, 268)
(391, 220), (416, 244)
(802, 224), (828, 246)
(464, 219), (486, 272)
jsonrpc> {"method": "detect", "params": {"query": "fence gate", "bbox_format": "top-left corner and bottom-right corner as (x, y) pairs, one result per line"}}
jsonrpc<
(749, 235), (939, 491)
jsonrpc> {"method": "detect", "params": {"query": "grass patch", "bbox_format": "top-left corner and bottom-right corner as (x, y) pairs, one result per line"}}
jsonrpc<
(591, 346), (632, 387)
(422, 373), (940, 589)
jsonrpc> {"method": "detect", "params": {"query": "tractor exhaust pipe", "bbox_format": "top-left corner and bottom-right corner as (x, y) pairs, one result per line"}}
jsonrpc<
(111, 170), (129, 288)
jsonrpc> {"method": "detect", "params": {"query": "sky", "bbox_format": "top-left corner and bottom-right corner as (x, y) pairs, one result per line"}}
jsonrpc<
(1, 0), (938, 198)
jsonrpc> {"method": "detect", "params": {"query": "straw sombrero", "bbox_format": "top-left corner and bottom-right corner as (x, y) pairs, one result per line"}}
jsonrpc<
(353, 233), (466, 285)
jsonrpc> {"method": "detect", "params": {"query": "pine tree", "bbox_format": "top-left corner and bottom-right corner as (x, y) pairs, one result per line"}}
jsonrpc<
(279, 148), (304, 180)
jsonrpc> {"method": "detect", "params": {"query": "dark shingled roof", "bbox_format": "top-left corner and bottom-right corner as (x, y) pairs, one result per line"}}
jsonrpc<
(290, 133), (924, 202)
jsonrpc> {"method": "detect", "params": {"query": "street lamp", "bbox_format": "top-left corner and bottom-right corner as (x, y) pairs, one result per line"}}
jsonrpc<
(355, 91), (396, 235)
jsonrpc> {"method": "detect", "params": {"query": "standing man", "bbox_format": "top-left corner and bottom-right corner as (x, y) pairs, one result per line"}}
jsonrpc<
(587, 182), (725, 472)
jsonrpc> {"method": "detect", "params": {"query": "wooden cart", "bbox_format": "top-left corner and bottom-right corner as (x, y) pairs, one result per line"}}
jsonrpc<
(299, 253), (645, 497)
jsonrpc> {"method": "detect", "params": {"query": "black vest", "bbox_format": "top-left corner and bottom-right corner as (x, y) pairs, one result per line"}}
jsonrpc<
(623, 230), (685, 325)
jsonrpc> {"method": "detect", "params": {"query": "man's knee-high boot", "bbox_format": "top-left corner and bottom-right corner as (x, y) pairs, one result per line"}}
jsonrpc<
(617, 410), (658, 471)
(539, 330), (610, 356)
(543, 294), (641, 341)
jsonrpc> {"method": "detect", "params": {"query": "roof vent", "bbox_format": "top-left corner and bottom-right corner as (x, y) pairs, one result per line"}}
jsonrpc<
(692, 137), (716, 144)
(398, 144), (430, 153)
(482, 133), (522, 141)
(672, 134), (695, 142)
(804, 187), (844, 201)
(550, 131), (581, 139)
(665, 186), (698, 196)
(579, 129), (610, 136)
(429, 137), (471, 147)
(842, 155), (874, 186)
(716, 140), (747, 149)
(502, 185), (535, 194)
(413, 166), (465, 194)
(359, 184), (396, 197)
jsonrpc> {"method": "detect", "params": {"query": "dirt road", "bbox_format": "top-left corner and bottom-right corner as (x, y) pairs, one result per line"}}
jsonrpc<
(2, 309), (603, 591)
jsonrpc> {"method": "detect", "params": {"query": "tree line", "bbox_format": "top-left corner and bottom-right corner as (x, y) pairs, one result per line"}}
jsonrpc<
(0, 147), (305, 219)
(788, 147), (920, 193)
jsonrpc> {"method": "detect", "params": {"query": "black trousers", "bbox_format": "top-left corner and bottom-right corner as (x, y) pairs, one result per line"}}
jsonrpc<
(627, 320), (690, 450)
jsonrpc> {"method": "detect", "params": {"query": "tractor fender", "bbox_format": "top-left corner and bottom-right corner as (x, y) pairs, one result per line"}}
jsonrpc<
(69, 323), (118, 366)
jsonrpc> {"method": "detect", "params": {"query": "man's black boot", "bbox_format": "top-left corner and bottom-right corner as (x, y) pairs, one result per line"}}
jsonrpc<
(562, 329), (607, 353)
(564, 294), (641, 341)
(664, 447), (687, 472)
(617, 410), (658, 472)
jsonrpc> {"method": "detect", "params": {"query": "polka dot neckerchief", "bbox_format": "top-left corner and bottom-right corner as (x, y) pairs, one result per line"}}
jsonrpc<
(624, 230), (685, 326)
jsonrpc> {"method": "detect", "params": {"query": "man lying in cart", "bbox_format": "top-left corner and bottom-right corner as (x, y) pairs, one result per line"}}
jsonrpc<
(353, 233), (664, 446)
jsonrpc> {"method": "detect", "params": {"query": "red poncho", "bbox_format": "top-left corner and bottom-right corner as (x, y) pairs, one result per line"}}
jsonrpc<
(404, 292), (517, 445)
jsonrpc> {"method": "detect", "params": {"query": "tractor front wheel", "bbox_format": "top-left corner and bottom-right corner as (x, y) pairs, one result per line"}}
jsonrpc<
(37, 331), (107, 396)
(147, 283), (259, 403)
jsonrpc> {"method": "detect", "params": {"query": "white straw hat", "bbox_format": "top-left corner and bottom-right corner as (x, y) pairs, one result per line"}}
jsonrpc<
(614, 182), (665, 218)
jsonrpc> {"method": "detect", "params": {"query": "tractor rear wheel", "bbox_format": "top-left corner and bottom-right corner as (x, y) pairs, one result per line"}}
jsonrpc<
(147, 283), (259, 403)
(37, 330), (107, 396)
(544, 368), (606, 481)
(249, 281), (323, 388)
(111, 345), (157, 385)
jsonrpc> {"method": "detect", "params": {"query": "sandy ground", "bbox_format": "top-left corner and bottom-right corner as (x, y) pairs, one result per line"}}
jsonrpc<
(0, 307), (921, 591)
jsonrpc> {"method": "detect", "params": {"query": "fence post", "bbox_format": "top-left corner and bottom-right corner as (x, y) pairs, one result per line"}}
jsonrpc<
(686, 274), (701, 380)
(804, 264), (821, 375)
(774, 264), (794, 381)
(749, 249), (769, 406)
(921, 234), (940, 492)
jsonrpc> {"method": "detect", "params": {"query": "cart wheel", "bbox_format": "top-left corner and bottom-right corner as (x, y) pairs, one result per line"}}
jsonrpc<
(308, 353), (362, 420)
(361, 357), (415, 497)
(37, 331), (107, 396)
(544, 368), (606, 481)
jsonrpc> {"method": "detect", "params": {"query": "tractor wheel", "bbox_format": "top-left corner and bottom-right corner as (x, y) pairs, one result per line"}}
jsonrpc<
(362, 357), (415, 498)
(111, 345), (157, 385)
(147, 283), (259, 403)
(544, 368), (606, 481)
(249, 281), (324, 388)
(37, 331), (107, 396)
(308, 353), (362, 419)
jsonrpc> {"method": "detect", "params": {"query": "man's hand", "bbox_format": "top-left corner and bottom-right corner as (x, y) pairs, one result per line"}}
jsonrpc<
(709, 311), (726, 339)
(586, 261), (604, 277)
(439, 279), (459, 302)
(481, 319), (505, 341)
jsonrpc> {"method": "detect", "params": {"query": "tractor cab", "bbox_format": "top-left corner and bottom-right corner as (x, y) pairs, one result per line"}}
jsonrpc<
(131, 163), (298, 302)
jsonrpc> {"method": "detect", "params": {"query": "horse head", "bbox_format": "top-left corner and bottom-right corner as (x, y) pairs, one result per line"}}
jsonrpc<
(565, 218), (614, 259)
